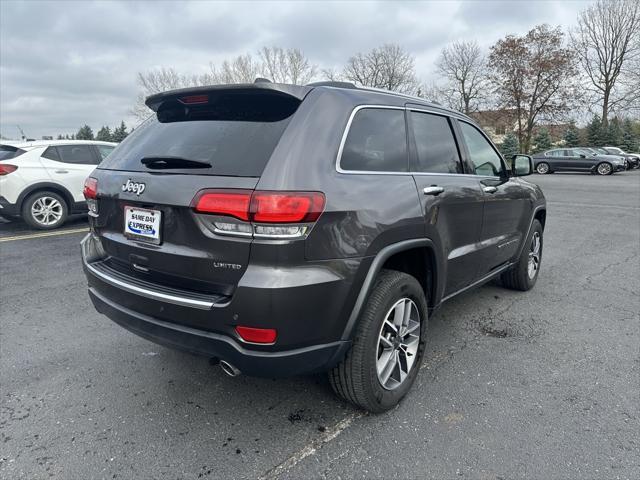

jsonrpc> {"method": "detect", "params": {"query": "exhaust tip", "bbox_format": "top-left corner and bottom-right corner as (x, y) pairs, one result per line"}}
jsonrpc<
(219, 360), (241, 377)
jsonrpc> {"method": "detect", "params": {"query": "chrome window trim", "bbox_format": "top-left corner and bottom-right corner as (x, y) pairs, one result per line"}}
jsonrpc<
(335, 104), (502, 180)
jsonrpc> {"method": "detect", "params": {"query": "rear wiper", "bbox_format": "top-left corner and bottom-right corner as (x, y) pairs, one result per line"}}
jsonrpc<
(141, 156), (211, 169)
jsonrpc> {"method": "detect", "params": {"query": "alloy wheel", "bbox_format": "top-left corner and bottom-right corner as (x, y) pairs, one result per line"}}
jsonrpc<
(528, 231), (541, 280)
(376, 298), (421, 390)
(536, 163), (549, 174)
(31, 196), (63, 226)
(597, 163), (612, 175)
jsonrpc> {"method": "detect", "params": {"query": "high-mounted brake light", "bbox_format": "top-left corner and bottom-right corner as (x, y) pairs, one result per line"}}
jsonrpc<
(83, 177), (98, 199)
(235, 326), (277, 344)
(0, 164), (17, 175)
(180, 94), (209, 105)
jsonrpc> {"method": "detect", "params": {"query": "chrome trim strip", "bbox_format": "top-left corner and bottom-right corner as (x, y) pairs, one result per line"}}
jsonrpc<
(334, 104), (501, 180)
(441, 262), (512, 303)
(85, 261), (214, 310)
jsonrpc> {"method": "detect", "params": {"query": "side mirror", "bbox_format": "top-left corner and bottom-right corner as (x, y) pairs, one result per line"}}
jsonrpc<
(510, 154), (533, 176)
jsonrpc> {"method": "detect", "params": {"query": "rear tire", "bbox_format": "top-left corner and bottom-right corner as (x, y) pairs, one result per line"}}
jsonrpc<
(329, 269), (428, 413)
(501, 219), (543, 291)
(535, 162), (550, 174)
(22, 191), (68, 230)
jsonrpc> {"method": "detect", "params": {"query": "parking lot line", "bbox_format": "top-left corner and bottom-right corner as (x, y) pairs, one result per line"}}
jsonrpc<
(0, 227), (89, 243)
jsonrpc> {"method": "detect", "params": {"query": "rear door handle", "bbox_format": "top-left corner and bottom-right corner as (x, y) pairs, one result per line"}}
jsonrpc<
(483, 186), (498, 194)
(55, 170), (69, 174)
(423, 186), (444, 196)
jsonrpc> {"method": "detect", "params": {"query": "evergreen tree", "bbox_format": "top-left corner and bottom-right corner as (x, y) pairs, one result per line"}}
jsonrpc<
(563, 123), (580, 147)
(500, 132), (520, 158)
(111, 121), (128, 142)
(96, 126), (112, 142)
(533, 127), (552, 153)
(76, 124), (94, 140)
(587, 115), (604, 146)
(621, 119), (638, 152)
(57, 134), (64, 140)
(604, 117), (622, 146)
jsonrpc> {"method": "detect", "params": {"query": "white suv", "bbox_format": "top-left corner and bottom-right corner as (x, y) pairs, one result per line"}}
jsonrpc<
(0, 140), (117, 229)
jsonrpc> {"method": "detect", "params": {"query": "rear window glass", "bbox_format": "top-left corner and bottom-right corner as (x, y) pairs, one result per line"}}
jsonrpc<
(100, 92), (299, 177)
(0, 145), (26, 160)
(340, 108), (408, 172)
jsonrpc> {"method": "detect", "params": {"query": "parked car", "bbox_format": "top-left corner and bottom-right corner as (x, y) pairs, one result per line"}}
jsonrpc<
(0, 140), (117, 229)
(533, 147), (626, 175)
(81, 81), (546, 413)
(601, 146), (639, 169)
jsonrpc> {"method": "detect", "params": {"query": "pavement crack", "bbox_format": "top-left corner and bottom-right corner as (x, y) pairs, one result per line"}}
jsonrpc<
(258, 411), (365, 480)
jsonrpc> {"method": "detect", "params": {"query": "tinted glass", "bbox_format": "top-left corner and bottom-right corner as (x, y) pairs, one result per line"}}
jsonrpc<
(96, 145), (115, 160)
(100, 93), (298, 177)
(459, 122), (504, 176)
(341, 108), (407, 172)
(56, 145), (96, 164)
(410, 111), (461, 173)
(42, 146), (61, 161)
(0, 145), (26, 160)
(547, 150), (564, 157)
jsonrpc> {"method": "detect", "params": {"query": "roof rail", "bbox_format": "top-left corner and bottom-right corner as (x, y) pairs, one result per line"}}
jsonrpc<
(306, 81), (357, 89)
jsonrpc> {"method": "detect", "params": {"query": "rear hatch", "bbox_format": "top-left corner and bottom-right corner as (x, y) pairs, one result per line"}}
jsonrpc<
(91, 85), (309, 298)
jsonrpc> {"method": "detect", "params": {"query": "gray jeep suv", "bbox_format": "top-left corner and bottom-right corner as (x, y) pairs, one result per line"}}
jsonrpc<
(81, 81), (546, 412)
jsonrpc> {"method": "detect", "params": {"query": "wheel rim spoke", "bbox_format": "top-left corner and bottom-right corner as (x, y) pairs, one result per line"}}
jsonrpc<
(376, 297), (422, 390)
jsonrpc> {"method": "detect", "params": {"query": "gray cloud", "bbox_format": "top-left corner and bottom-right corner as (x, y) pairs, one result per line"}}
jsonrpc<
(0, 0), (590, 139)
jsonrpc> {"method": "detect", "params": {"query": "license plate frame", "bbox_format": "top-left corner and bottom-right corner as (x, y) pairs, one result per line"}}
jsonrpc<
(124, 206), (162, 244)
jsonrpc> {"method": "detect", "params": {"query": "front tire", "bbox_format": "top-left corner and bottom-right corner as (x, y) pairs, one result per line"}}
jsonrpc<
(536, 162), (550, 174)
(22, 191), (68, 230)
(596, 162), (612, 176)
(501, 219), (543, 291)
(329, 269), (428, 413)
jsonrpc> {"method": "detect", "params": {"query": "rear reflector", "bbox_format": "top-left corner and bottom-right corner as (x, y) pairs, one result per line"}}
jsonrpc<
(0, 164), (17, 175)
(235, 326), (277, 344)
(192, 190), (325, 224)
(83, 177), (98, 199)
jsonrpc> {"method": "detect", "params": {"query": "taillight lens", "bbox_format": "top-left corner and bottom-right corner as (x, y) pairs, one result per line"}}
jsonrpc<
(0, 164), (17, 175)
(83, 177), (98, 199)
(235, 326), (277, 344)
(193, 190), (252, 220)
(251, 192), (325, 223)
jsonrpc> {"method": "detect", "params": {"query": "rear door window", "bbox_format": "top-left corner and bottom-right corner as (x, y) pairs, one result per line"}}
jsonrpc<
(56, 145), (97, 165)
(409, 111), (462, 174)
(340, 108), (408, 172)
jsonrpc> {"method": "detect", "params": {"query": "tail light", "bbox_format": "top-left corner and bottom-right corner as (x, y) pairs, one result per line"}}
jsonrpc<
(83, 177), (98, 199)
(83, 177), (99, 216)
(235, 326), (277, 344)
(192, 190), (325, 239)
(0, 164), (17, 175)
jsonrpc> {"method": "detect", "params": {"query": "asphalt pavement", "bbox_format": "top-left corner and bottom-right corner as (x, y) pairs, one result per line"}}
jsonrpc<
(1, 171), (639, 479)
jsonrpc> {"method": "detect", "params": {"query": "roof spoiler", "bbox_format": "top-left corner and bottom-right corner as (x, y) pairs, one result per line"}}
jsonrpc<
(145, 83), (313, 112)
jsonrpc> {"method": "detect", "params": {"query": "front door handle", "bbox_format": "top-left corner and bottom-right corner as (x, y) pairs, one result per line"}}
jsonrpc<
(483, 186), (498, 194)
(55, 170), (69, 174)
(423, 186), (444, 196)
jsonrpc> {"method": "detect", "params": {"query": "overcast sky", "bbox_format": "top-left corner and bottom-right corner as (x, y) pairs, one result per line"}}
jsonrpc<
(0, 0), (591, 139)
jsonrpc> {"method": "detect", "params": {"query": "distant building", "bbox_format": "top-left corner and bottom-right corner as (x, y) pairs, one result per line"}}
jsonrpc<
(470, 109), (571, 145)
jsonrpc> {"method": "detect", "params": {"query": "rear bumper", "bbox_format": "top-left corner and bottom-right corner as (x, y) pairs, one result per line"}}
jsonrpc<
(88, 287), (349, 377)
(0, 196), (19, 216)
(81, 233), (358, 377)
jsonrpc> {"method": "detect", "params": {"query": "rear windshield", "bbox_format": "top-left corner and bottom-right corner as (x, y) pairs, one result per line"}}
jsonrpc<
(99, 92), (299, 177)
(0, 145), (26, 160)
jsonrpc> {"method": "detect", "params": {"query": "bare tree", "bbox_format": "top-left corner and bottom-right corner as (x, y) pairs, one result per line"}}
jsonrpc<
(211, 54), (260, 84)
(436, 40), (487, 114)
(343, 44), (418, 93)
(572, 0), (640, 126)
(258, 47), (317, 84)
(489, 25), (577, 153)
